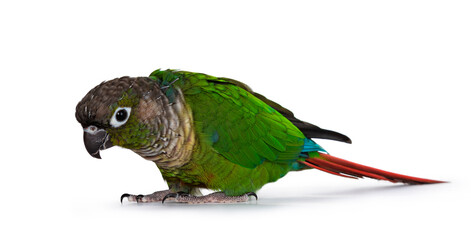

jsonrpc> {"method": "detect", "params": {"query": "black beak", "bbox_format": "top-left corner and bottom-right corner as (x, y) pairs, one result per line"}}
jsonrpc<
(83, 125), (113, 159)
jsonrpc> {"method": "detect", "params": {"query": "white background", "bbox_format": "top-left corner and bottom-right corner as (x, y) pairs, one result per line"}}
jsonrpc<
(1, 0), (470, 239)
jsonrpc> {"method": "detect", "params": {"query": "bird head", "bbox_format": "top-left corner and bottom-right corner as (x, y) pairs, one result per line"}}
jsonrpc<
(75, 76), (164, 159)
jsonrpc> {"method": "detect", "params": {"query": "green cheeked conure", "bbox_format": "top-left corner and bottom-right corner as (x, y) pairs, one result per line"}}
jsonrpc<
(75, 69), (443, 203)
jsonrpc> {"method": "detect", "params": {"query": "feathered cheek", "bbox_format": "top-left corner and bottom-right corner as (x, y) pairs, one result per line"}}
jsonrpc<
(138, 99), (162, 123)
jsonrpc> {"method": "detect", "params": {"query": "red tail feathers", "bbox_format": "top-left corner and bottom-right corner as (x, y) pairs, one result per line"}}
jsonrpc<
(301, 153), (444, 184)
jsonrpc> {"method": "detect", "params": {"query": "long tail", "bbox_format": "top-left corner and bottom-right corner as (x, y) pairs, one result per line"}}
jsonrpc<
(300, 152), (444, 184)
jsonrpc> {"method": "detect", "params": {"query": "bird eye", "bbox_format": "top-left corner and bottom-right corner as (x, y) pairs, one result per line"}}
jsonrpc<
(110, 107), (131, 128)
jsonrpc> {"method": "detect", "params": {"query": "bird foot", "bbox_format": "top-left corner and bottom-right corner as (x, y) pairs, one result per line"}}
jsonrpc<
(162, 192), (258, 204)
(120, 190), (171, 203)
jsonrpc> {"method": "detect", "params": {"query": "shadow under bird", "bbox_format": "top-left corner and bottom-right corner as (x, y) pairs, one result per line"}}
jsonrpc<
(75, 69), (444, 204)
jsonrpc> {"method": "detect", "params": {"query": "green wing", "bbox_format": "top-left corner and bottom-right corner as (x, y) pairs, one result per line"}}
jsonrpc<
(150, 70), (306, 169)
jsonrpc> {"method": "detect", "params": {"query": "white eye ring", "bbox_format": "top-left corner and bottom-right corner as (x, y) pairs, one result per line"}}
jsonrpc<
(110, 107), (131, 128)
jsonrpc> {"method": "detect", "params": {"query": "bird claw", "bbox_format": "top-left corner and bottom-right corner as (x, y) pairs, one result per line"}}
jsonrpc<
(120, 190), (171, 203)
(247, 192), (258, 200)
(162, 192), (190, 204)
(120, 193), (130, 204)
(162, 193), (177, 203)
(120, 193), (144, 203)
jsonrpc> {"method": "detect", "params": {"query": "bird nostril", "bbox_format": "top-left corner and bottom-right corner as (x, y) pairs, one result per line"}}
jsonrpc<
(84, 125), (100, 134)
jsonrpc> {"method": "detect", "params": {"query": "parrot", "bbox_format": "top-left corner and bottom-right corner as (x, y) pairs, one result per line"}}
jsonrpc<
(75, 69), (443, 204)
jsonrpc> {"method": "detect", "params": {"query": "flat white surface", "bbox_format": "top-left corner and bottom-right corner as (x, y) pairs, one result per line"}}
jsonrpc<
(0, 1), (469, 239)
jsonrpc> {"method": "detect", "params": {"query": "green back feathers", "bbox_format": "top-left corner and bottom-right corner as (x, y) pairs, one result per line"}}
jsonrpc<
(149, 69), (306, 169)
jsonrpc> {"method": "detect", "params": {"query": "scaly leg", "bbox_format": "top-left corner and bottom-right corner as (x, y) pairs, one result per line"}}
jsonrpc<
(121, 190), (171, 203)
(162, 192), (258, 204)
(120, 183), (202, 203)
